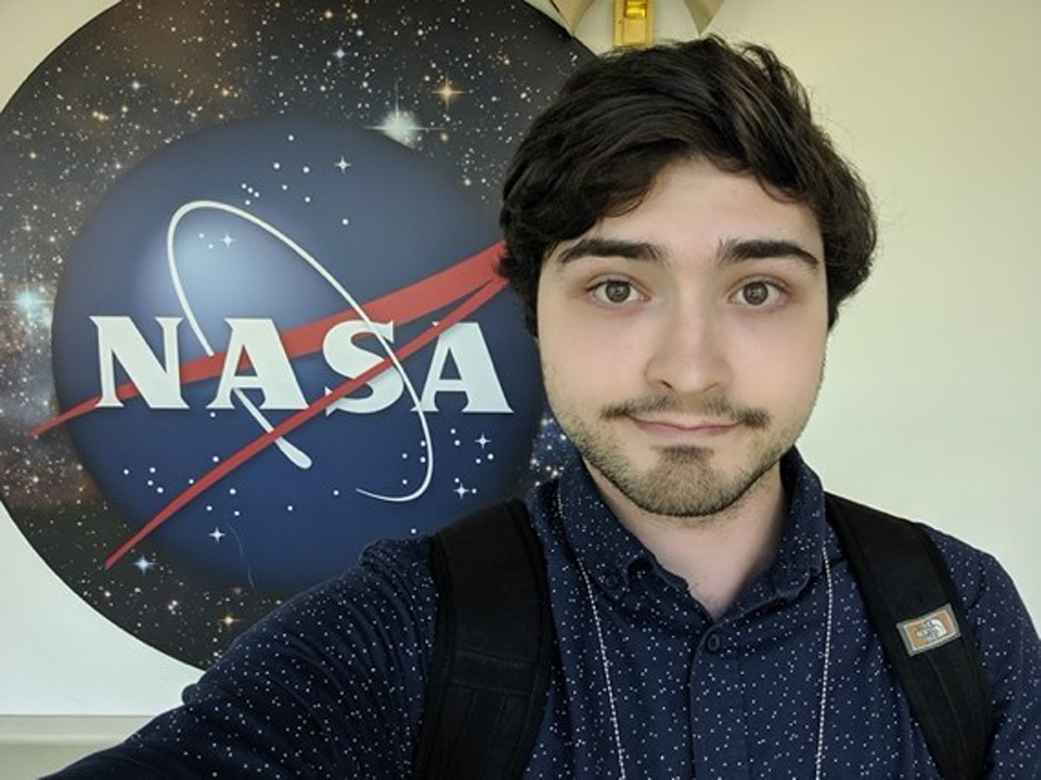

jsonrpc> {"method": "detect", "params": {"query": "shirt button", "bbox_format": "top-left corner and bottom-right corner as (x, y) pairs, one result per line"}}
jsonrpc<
(629, 559), (652, 579)
(705, 634), (722, 653)
(603, 573), (621, 589)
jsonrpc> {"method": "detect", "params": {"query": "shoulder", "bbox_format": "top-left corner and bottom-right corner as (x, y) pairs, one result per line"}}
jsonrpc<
(318, 534), (437, 618)
(914, 522), (1025, 627)
(912, 522), (1041, 774)
(49, 536), (441, 778)
(845, 506), (1035, 649)
(219, 534), (438, 676)
(185, 535), (439, 774)
(910, 521), (1038, 677)
(829, 494), (1040, 772)
(826, 492), (1023, 624)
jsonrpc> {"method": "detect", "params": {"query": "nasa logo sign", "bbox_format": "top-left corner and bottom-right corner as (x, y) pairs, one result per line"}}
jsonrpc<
(0, 0), (588, 667)
(48, 117), (540, 592)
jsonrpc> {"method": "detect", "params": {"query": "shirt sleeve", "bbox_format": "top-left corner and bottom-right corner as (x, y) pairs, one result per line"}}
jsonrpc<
(930, 532), (1041, 779)
(43, 537), (437, 780)
(975, 556), (1041, 778)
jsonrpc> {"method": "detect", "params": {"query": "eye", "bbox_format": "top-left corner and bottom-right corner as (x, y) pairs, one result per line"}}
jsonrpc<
(734, 280), (783, 307)
(591, 279), (640, 305)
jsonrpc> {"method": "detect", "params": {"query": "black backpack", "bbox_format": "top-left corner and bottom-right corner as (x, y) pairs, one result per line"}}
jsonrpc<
(414, 494), (993, 779)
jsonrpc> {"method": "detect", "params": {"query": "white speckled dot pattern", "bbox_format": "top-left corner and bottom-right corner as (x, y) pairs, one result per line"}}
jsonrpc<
(46, 449), (1040, 778)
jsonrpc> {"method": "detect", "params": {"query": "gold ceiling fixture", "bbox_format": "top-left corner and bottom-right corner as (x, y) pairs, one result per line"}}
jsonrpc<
(614, 0), (653, 47)
(525, 0), (726, 43)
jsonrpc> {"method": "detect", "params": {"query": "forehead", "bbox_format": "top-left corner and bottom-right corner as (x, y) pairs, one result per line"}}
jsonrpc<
(548, 158), (824, 268)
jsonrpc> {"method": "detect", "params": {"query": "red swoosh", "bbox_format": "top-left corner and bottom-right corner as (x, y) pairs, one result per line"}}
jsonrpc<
(104, 275), (507, 569)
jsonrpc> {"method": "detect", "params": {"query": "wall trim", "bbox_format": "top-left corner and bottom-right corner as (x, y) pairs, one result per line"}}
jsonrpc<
(0, 715), (149, 746)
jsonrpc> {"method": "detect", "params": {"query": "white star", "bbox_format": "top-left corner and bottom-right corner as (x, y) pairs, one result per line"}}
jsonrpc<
(454, 484), (468, 498)
(333, 47), (346, 60)
(15, 289), (44, 316)
(209, 527), (226, 542)
(133, 556), (155, 574)
(335, 156), (351, 172)
(374, 108), (421, 147)
(475, 434), (490, 449)
(369, 84), (441, 148)
(220, 232), (234, 247)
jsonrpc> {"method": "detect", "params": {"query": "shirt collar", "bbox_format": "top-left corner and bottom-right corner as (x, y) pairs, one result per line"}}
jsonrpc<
(768, 447), (830, 600)
(553, 450), (654, 593)
(547, 446), (832, 603)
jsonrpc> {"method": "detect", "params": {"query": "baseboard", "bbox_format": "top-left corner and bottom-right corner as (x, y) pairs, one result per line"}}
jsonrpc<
(0, 715), (149, 779)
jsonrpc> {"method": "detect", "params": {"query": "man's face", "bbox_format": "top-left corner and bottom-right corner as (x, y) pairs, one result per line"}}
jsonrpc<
(536, 158), (828, 519)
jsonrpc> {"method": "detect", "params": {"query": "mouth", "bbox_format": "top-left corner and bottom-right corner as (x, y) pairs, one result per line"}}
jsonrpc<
(627, 415), (739, 439)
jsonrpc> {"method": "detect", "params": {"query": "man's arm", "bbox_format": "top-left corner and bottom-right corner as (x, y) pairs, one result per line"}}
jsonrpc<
(930, 531), (1041, 778)
(976, 557), (1041, 777)
(44, 537), (437, 779)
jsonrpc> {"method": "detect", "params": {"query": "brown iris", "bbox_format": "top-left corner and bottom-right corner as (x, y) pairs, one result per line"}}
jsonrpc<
(603, 280), (632, 303)
(741, 281), (770, 306)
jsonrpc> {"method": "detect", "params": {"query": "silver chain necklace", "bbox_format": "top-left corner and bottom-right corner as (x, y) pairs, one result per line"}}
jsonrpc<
(575, 533), (834, 779)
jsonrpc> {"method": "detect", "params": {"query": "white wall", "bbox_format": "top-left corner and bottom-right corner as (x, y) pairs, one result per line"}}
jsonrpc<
(715, 0), (1041, 619)
(1, 0), (1037, 721)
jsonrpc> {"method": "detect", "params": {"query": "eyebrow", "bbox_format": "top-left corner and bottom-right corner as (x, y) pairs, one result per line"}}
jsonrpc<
(717, 237), (820, 269)
(553, 235), (820, 269)
(554, 237), (666, 265)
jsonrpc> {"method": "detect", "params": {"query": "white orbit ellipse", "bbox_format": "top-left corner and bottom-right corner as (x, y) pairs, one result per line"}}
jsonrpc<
(166, 199), (434, 503)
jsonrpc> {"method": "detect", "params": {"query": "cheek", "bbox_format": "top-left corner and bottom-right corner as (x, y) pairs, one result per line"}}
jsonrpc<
(537, 287), (624, 364)
(540, 317), (623, 386)
(730, 316), (827, 398)
(550, 316), (655, 388)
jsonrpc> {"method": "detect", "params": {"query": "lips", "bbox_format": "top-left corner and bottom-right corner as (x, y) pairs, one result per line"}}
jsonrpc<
(628, 415), (738, 438)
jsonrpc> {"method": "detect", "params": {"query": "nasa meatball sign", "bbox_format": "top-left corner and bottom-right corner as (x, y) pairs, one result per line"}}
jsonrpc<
(0, 0), (588, 667)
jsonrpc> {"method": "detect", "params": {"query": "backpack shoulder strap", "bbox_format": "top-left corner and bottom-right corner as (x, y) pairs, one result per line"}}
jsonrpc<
(414, 498), (552, 780)
(825, 493), (994, 780)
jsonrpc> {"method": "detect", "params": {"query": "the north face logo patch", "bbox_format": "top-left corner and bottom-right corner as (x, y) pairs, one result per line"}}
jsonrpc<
(897, 604), (961, 655)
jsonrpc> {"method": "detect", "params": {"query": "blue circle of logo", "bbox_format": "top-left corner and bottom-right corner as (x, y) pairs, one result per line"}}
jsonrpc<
(52, 117), (542, 594)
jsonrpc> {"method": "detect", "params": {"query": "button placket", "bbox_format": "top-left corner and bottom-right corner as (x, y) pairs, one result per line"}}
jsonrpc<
(690, 627), (750, 778)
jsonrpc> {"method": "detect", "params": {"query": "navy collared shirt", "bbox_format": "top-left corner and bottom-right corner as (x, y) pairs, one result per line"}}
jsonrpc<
(49, 449), (1040, 778)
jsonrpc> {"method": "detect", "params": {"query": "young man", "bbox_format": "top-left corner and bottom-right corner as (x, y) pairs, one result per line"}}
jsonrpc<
(51, 37), (1038, 779)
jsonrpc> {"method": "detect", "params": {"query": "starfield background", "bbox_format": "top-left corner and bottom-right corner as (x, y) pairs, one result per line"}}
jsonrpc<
(0, 0), (586, 667)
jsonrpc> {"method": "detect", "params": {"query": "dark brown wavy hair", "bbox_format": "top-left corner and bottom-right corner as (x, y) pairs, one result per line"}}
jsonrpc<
(498, 36), (876, 332)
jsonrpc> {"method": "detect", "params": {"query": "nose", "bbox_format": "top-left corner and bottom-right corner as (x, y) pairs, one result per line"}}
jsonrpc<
(644, 301), (731, 395)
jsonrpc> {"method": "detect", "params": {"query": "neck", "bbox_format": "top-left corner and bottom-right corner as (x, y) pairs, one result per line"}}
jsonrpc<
(587, 463), (787, 620)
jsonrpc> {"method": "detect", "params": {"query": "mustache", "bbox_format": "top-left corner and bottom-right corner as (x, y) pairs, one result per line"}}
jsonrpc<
(600, 394), (771, 430)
